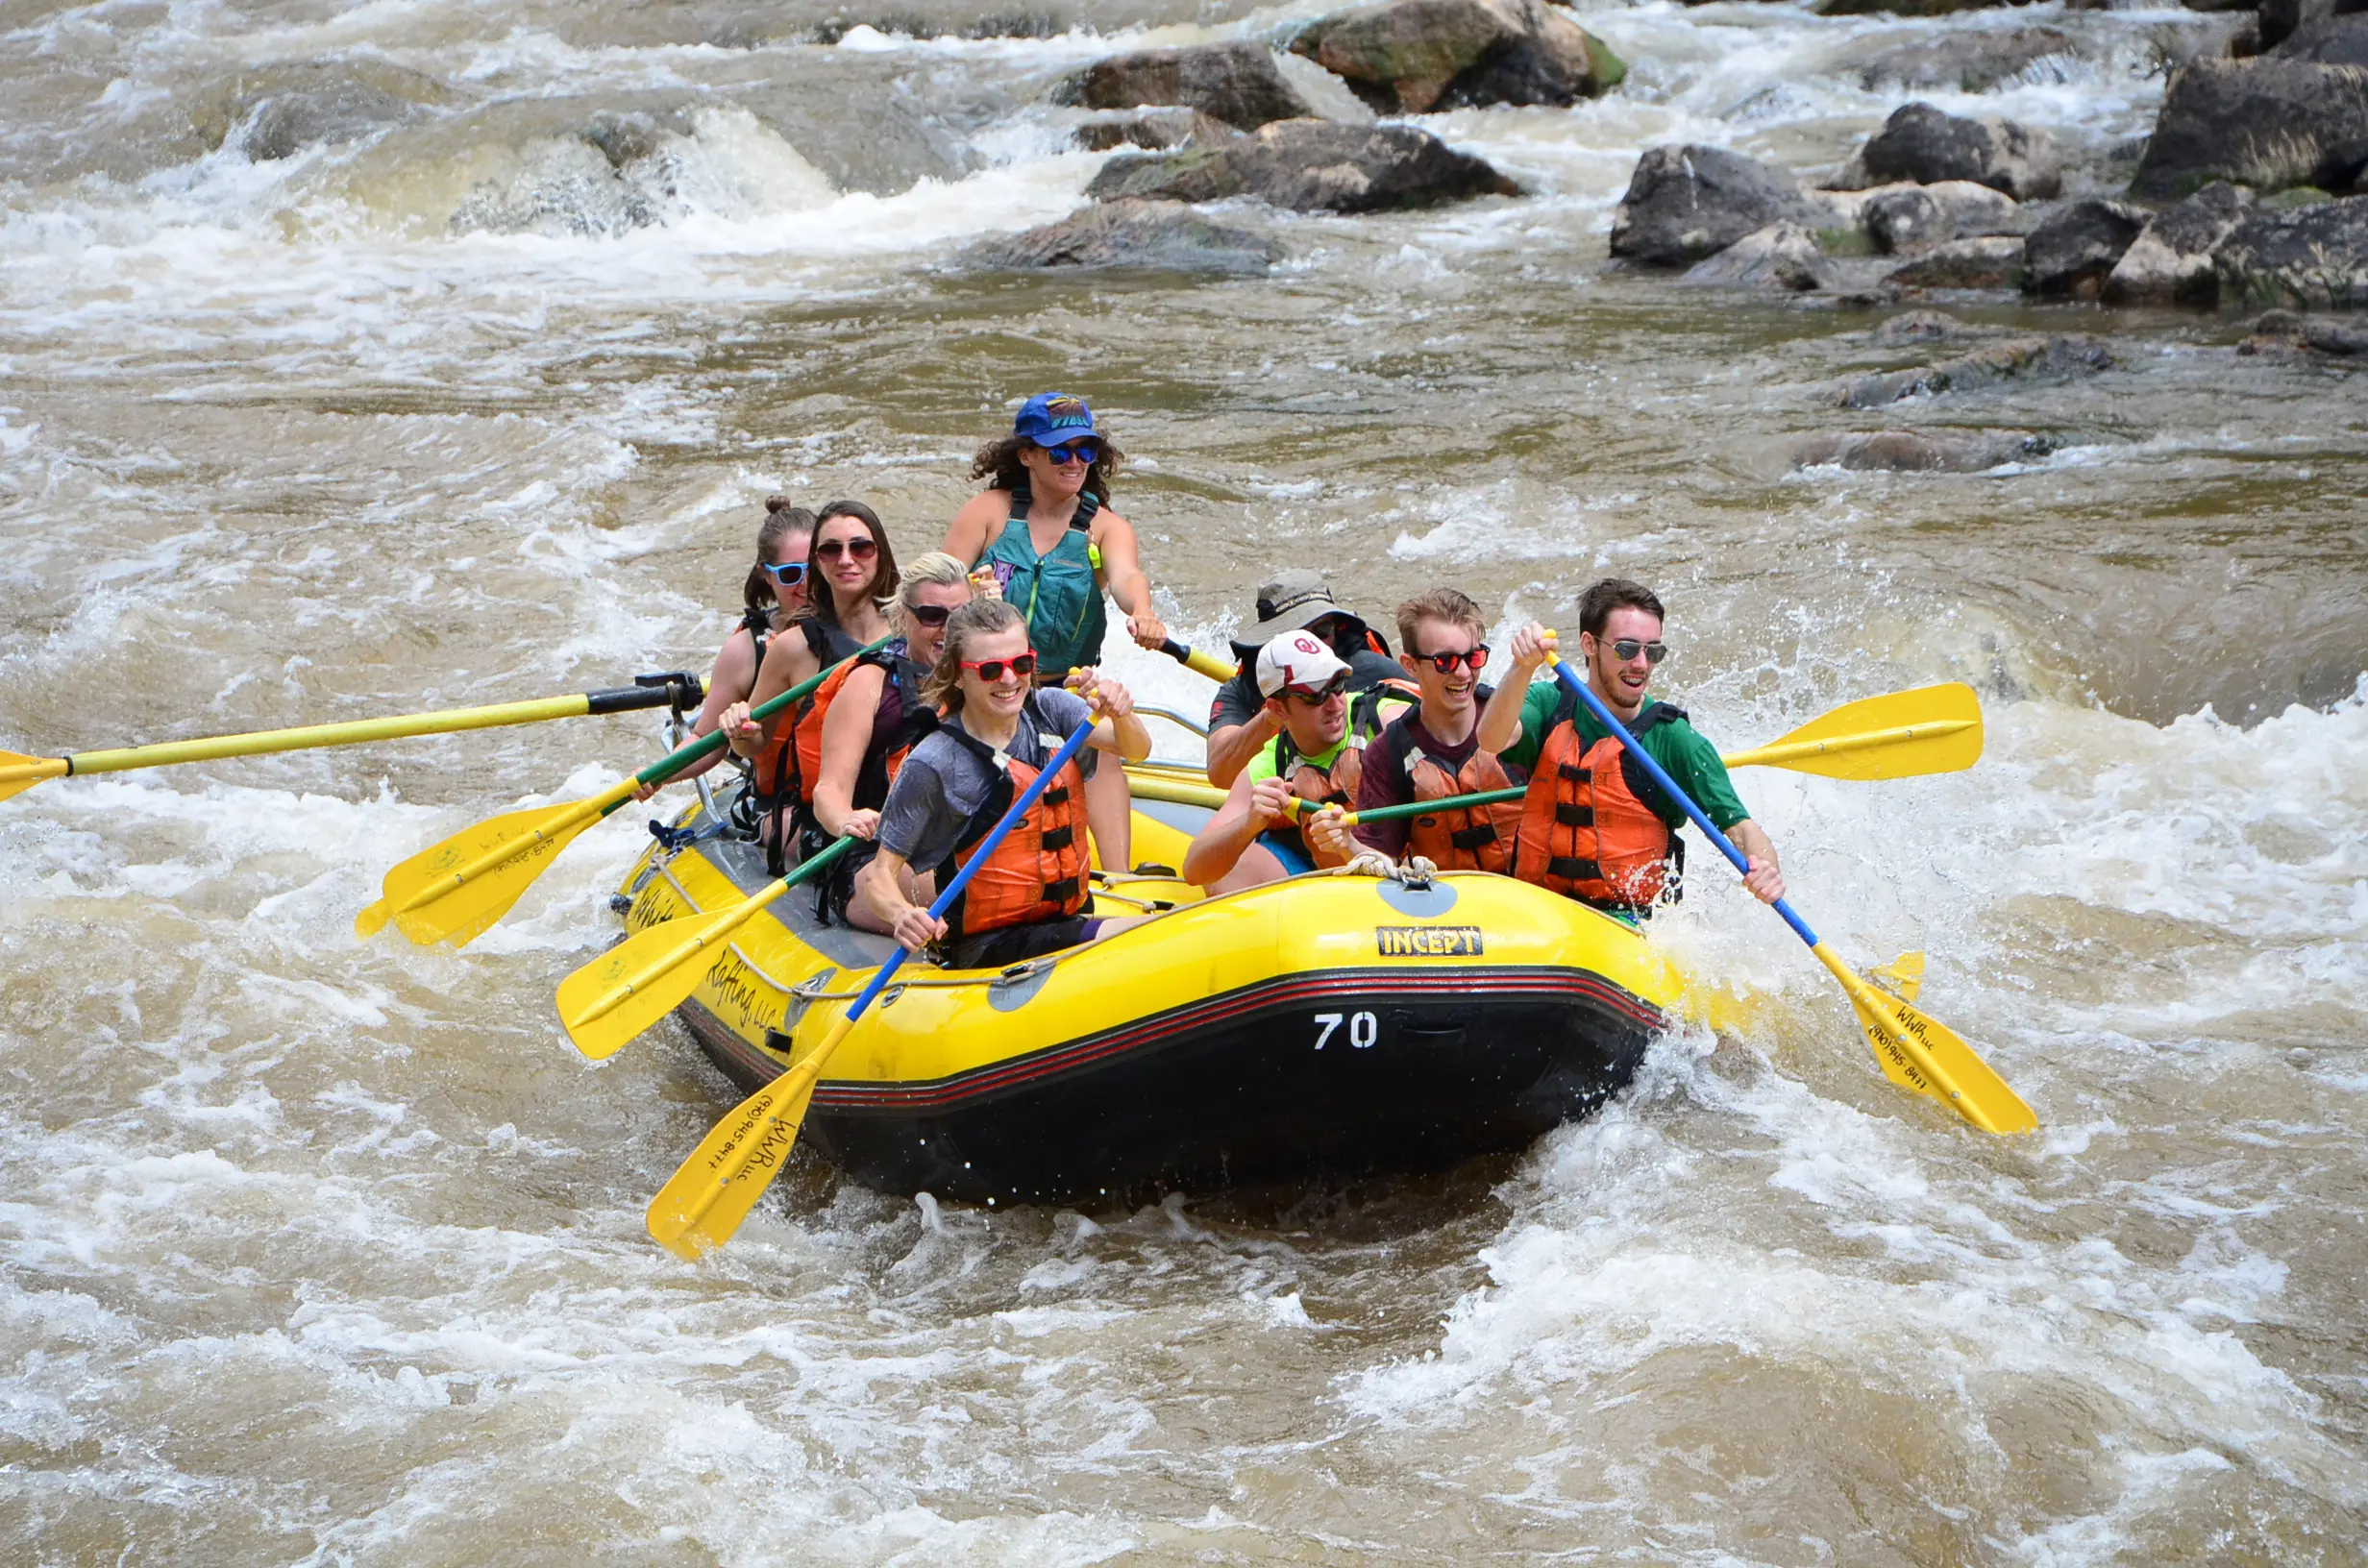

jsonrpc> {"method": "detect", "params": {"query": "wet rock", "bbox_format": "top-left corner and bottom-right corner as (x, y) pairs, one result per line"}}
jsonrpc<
(2273, 13), (2368, 64)
(2212, 193), (2368, 306)
(2260, 0), (2344, 53)
(1608, 144), (1817, 267)
(2132, 59), (2368, 198)
(1792, 429), (2056, 471)
(203, 63), (454, 161)
(1054, 41), (1313, 131)
(580, 111), (663, 170)
(1850, 26), (2080, 93)
(2238, 306), (2368, 351)
(1834, 102), (2064, 200)
(1677, 222), (1832, 290)
(2022, 199), (2149, 298)
(1817, 0), (2021, 14)
(2103, 181), (2256, 304)
(1862, 180), (2023, 255)
(1881, 235), (2028, 290)
(1871, 308), (1967, 345)
(963, 199), (1280, 275)
(1073, 109), (1243, 153)
(1084, 118), (1519, 212)
(1834, 335), (2112, 406)
(1289, 0), (1626, 115)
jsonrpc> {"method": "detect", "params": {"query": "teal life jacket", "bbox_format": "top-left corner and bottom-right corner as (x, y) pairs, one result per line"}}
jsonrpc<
(976, 485), (1104, 676)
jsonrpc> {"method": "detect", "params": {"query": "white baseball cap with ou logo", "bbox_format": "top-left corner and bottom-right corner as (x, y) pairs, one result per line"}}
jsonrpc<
(1255, 629), (1351, 698)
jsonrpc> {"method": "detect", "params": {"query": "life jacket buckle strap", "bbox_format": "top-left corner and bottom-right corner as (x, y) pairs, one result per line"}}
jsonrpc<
(1553, 803), (1595, 828)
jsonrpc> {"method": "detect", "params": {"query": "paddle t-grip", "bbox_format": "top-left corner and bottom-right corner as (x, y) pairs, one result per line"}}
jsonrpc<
(1546, 657), (1820, 949)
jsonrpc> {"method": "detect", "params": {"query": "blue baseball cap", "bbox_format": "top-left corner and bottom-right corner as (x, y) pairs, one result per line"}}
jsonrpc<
(1013, 391), (1098, 446)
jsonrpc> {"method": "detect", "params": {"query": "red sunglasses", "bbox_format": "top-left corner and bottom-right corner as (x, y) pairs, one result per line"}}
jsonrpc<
(1411, 644), (1489, 674)
(961, 650), (1039, 682)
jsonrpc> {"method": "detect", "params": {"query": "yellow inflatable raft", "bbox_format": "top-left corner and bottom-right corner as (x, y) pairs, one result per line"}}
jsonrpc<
(614, 778), (1694, 1206)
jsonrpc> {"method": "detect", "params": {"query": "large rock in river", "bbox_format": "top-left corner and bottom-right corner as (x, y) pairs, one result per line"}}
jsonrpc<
(1085, 118), (1520, 212)
(1792, 429), (2055, 472)
(2132, 59), (2368, 198)
(1834, 335), (2112, 408)
(2272, 12), (2368, 65)
(964, 199), (1281, 275)
(1073, 109), (1242, 153)
(1288, 0), (1626, 114)
(1608, 144), (1817, 267)
(1862, 180), (2022, 254)
(1836, 102), (2063, 200)
(1055, 42), (1313, 130)
(2103, 181), (2255, 305)
(1881, 235), (2028, 290)
(1849, 26), (2079, 94)
(2021, 199), (2149, 299)
(1676, 222), (1831, 290)
(2212, 194), (2368, 307)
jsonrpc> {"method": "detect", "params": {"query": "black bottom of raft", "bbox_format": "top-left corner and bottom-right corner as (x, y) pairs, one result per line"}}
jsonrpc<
(678, 967), (1655, 1208)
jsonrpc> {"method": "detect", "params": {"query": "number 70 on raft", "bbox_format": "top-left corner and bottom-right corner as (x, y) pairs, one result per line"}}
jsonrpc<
(1312, 1012), (1379, 1051)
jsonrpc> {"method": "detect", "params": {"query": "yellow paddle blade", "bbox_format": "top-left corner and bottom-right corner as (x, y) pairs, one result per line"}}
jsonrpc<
(1721, 683), (1982, 780)
(0, 750), (67, 804)
(1811, 944), (2035, 1135)
(558, 888), (777, 1061)
(646, 1014), (856, 1260)
(358, 793), (612, 948)
(1867, 950), (1925, 1004)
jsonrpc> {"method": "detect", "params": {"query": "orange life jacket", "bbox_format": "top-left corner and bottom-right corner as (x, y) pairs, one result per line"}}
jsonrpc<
(781, 641), (931, 810)
(1397, 727), (1521, 873)
(934, 704), (1092, 942)
(752, 618), (865, 802)
(1513, 694), (1684, 911)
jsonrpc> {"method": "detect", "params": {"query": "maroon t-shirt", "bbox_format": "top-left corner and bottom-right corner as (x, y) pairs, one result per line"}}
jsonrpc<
(1352, 705), (1486, 857)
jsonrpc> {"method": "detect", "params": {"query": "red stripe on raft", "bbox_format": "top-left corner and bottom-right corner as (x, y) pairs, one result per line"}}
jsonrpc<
(804, 967), (1665, 1113)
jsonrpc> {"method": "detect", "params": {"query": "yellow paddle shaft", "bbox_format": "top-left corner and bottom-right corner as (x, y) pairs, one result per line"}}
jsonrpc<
(570, 875), (785, 1029)
(1719, 719), (1975, 772)
(387, 778), (636, 919)
(2, 690), (667, 784)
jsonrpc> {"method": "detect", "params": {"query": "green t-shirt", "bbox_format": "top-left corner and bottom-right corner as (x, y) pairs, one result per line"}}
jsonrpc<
(1504, 681), (1752, 832)
(1246, 692), (1415, 784)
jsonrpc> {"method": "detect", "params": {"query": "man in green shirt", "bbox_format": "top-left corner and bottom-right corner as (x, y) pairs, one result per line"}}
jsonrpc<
(1475, 578), (1785, 914)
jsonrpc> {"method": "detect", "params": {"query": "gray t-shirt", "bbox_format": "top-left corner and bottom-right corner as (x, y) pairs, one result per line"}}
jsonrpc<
(876, 688), (1098, 875)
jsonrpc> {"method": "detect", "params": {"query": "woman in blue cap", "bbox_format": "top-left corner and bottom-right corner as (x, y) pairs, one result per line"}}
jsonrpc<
(941, 392), (1168, 871)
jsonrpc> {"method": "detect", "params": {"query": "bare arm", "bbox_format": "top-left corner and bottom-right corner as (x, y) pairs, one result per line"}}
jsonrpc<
(811, 663), (887, 838)
(1204, 709), (1282, 791)
(1090, 507), (1167, 648)
(1070, 671), (1151, 762)
(1728, 818), (1785, 905)
(858, 846), (946, 952)
(1182, 772), (1287, 888)
(1476, 623), (1552, 755)
(940, 491), (1007, 567)
(737, 628), (820, 755)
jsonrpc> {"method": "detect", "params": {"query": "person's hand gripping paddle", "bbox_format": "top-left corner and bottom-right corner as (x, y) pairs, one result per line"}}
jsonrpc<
(643, 712), (1104, 1259)
(1543, 649), (2035, 1135)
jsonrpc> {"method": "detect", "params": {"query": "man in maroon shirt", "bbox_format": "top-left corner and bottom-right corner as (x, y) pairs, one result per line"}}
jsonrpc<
(1351, 588), (1523, 870)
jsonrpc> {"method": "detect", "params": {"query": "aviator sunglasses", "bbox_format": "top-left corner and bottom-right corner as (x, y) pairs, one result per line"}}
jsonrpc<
(815, 535), (878, 562)
(1411, 644), (1490, 674)
(760, 560), (808, 586)
(1284, 672), (1352, 705)
(1039, 440), (1100, 466)
(1598, 637), (1669, 665)
(961, 650), (1039, 682)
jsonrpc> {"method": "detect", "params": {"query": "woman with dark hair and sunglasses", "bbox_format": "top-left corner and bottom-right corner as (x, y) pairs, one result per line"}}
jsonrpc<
(719, 501), (900, 857)
(940, 392), (1166, 874)
(638, 496), (812, 801)
(1348, 587), (1524, 872)
(852, 598), (1152, 969)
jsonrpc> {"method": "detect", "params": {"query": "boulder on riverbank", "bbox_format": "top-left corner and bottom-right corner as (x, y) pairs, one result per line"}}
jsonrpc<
(2103, 181), (2256, 304)
(1834, 335), (2110, 407)
(1085, 118), (1519, 211)
(1861, 180), (2023, 254)
(1849, 26), (2078, 93)
(964, 199), (1281, 274)
(2272, 12), (2368, 64)
(2238, 306), (2368, 353)
(1792, 428), (2056, 471)
(1832, 102), (2063, 200)
(2131, 59), (2368, 198)
(2212, 194), (2368, 306)
(2022, 199), (2149, 298)
(1288, 0), (1626, 114)
(1677, 222), (1831, 290)
(1054, 42), (1313, 130)
(1609, 144), (1817, 267)
(1871, 308), (1968, 345)
(1881, 235), (2028, 290)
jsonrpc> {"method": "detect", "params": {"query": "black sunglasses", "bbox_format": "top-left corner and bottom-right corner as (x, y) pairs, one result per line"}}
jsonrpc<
(1283, 673), (1352, 705)
(907, 601), (953, 627)
(1039, 440), (1100, 466)
(1602, 638), (1669, 665)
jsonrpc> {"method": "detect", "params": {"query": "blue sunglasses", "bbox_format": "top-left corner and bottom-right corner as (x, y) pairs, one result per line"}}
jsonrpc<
(1039, 440), (1099, 466)
(762, 560), (808, 585)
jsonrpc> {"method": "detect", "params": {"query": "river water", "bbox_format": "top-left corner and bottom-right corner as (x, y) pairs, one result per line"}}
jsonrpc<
(4, 0), (2365, 1560)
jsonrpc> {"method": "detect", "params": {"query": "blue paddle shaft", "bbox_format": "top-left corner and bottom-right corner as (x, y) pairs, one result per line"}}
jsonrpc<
(1548, 659), (1820, 948)
(840, 716), (1101, 1025)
